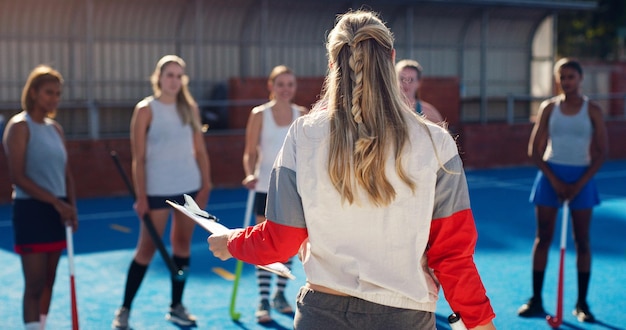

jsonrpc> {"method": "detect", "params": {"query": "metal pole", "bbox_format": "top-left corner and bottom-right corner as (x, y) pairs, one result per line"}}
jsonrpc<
(480, 9), (489, 124)
(195, 0), (204, 99)
(507, 94), (514, 124)
(260, 0), (268, 75)
(406, 7), (414, 60)
(85, 0), (99, 139)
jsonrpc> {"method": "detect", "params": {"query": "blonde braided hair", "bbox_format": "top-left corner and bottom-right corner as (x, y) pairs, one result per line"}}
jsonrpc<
(324, 10), (415, 206)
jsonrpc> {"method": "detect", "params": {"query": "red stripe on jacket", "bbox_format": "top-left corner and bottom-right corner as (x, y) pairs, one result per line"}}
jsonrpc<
(427, 208), (495, 328)
(227, 220), (308, 265)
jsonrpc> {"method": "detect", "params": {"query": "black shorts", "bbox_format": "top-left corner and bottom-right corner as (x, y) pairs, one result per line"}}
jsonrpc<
(254, 192), (268, 217)
(147, 191), (198, 210)
(12, 198), (67, 254)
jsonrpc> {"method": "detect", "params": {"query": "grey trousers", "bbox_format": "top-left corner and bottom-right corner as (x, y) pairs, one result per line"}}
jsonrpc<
(293, 286), (436, 330)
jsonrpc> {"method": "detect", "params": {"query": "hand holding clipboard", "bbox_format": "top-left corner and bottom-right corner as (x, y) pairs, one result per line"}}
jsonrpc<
(166, 195), (295, 280)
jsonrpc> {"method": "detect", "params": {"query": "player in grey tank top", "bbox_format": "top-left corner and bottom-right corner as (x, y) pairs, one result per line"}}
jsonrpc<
(520, 58), (608, 322)
(3, 65), (77, 330)
(112, 55), (212, 329)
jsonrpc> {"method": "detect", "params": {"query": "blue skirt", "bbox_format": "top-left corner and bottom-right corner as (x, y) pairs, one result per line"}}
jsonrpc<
(529, 162), (600, 210)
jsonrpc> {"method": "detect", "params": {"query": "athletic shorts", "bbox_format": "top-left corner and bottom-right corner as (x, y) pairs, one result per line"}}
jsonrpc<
(529, 162), (600, 210)
(147, 190), (198, 210)
(254, 192), (268, 217)
(294, 286), (435, 330)
(12, 198), (67, 255)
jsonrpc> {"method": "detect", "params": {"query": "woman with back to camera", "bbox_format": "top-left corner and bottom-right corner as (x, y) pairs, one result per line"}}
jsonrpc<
(112, 55), (212, 329)
(518, 58), (608, 322)
(209, 10), (496, 330)
(3, 65), (78, 330)
(242, 64), (307, 323)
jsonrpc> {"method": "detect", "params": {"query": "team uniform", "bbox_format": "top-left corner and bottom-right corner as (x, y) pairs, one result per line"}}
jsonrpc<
(530, 97), (599, 210)
(227, 110), (495, 328)
(144, 97), (201, 208)
(252, 103), (300, 214)
(112, 96), (203, 329)
(12, 112), (67, 254)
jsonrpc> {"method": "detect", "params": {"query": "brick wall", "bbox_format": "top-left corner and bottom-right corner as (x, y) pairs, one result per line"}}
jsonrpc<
(420, 77), (461, 132)
(459, 120), (626, 169)
(2, 76), (625, 204)
(609, 63), (626, 117)
(0, 133), (246, 204)
(227, 77), (325, 129)
(458, 123), (534, 169)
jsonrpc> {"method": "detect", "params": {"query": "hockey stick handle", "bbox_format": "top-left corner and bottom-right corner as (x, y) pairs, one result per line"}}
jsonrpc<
(229, 190), (256, 321)
(65, 225), (80, 330)
(547, 200), (569, 328)
(558, 200), (569, 249)
(110, 151), (185, 281)
(242, 189), (255, 227)
(448, 313), (467, 330)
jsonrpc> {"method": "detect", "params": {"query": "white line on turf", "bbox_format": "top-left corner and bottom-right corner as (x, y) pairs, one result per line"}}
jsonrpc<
(0, 201), (246, 227)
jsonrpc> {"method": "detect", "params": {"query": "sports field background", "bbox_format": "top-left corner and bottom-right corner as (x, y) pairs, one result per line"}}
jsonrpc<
(1, 160), (625, 330)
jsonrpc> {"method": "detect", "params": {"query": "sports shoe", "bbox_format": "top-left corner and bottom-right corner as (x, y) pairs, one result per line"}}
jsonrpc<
(573, 302), (595, 322)
(271, 292), (293, 314)
(112, 307), (130, 330)
(165, 303), (197, 326)
(517, 297), (545, 317)
(255, 299), (272, 323)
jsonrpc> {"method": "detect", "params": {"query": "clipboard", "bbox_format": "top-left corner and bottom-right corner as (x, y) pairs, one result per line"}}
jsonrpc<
(166, 195), (295, 280)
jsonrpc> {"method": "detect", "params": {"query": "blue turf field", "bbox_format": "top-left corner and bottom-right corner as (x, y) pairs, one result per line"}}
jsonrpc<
(1, 160), (625, 330)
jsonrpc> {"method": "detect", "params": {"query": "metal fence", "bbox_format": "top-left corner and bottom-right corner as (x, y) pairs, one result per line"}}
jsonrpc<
(0, 0), (603, 138)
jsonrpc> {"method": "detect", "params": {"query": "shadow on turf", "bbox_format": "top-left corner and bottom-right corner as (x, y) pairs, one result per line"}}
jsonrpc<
(170, 323), (198, 330)
(587, 320), (626, 330)
(232, 320), (290, 330)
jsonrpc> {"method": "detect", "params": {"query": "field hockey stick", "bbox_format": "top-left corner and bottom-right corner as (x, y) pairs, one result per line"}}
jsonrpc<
(65, 225), (80, 330)
(448, 313), (467, 330)
(110, 151), (185, 281)
(547, 200), (569, 328)
(229, 189), (255, 321)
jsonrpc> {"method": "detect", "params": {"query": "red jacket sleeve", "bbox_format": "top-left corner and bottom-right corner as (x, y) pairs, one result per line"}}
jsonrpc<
(427, 209), (495, 328)
(227, 220), (308, 265)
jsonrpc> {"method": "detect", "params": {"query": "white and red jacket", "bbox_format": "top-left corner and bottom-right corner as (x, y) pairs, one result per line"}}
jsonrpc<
(227, 109), (495, 328)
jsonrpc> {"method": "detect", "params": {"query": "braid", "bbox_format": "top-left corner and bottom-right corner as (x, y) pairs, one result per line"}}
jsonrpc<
(349, 43), (363, 123)
(349, 37), (393, 206)
(325, 10), (416, 206)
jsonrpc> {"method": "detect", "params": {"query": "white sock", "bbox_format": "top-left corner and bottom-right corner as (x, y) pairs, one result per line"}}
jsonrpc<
(39, 314), (47, 330)
(24, 322), (40, 330)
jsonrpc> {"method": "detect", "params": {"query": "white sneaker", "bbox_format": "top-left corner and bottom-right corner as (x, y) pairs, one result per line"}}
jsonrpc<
(112, 307), (130, 330)
(165, 303), (197, 326)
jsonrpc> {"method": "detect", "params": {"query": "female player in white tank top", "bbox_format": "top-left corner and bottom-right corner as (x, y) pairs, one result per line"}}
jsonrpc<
(519, 58), (608, 322)
(242, 65), (307, 323)
(112, 55), (212, 329)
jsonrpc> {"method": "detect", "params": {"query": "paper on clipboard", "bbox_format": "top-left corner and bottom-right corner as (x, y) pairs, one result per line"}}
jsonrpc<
(166, 197), (295, 280)
(166, 200), (230, 235)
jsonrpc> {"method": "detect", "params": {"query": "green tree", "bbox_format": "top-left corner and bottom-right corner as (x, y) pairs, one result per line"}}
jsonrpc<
(558, 0), (626, 60)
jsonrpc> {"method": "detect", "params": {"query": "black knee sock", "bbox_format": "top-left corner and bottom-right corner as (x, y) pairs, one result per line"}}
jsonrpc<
(122, 260), (149, 309)
(532, 270), (545, 301)
(577, 271), (591, 305)
(171, 255), (190, 307)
